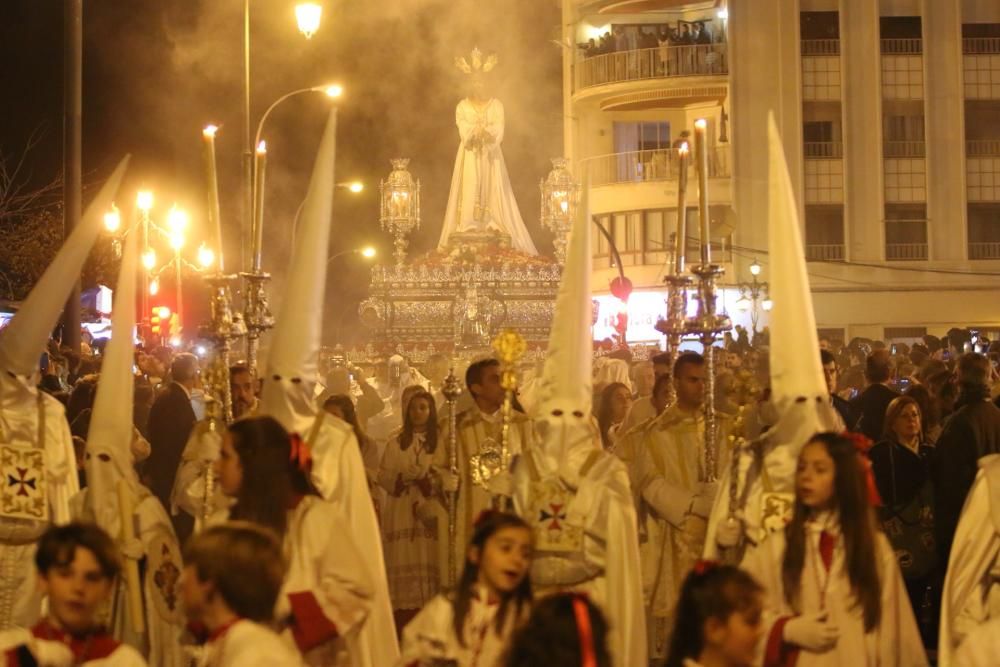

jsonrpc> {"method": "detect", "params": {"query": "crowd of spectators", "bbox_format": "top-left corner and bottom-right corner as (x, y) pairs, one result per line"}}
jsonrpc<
(581, 19), (723, 59)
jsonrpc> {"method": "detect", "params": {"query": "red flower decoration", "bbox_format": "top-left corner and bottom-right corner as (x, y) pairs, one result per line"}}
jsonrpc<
(841, 430), (873, 455)
(692, 559), (719, 576)
(841, 431), (882, 507)
(289, 433), (312, 473)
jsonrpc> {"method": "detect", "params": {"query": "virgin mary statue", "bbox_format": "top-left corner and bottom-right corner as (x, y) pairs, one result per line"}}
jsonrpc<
(436, 49), (538, 255)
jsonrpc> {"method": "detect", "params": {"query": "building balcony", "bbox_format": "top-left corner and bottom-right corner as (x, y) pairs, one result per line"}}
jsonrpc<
(885, 242), (928, 261)
(881, 39), (922, 55)
(804, 141), (843, 159)
(575, 43), (728, 94)
(884, 141), (925, 158)
(963, 37), (1000, 55)
(969, 242), (1000, 260)
(805, 244), (845, 261)
(582, 147), (730, 186)
(801, 39), (840, 56)
(967, 139), (1000, 157)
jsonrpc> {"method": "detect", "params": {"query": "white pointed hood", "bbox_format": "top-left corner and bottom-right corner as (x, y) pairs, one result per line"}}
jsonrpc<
(0, 156), (130, 377)
(764, 113), (842, 446)
(86, 220), (141, 537)
(532, 176), (600, 474)
(259, 110), (337, 436)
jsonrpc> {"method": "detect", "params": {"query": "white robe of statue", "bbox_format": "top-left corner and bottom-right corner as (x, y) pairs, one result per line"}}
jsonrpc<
(437, 97), (537, 255)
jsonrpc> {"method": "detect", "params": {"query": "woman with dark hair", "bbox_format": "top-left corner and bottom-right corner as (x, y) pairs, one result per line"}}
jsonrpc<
(504, 593), (612, 667)
(323, 393), (380, 493)
(216, 415), (374, 665)
(868, 395), (938, 647)
(378, 390), (443, 631)
(742, 432), (926, 666)
(596, 381), (631, 452)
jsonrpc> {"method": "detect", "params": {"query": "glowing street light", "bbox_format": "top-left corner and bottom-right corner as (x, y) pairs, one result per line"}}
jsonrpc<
(149, 278), (160, 296)
(322, 84), (343, 99)
(142, 248), (157, 270)
(136, 190), (154, 212)
(348, 181), (363, 193)
(749, 259), (762, 276)
(295, 3), (322, 39)
(167, 206), (189, 234)
(360, 245), (376, 259)
(197, 244), (216, 269)
(103, 205), (121, 233)
(168, 230), (185, 251)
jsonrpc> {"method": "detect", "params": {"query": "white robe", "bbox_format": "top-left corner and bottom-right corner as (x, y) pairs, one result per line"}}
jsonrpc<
(938, 454), (1000, 666)
(512, 434), (647, 667)
(436, 97), (537, 255)
(741, 523), (927, 667)
(0, 626), (148, 666)
(197, 619), (304, 667)
(396, 592), (518, 667)
(954, 616), (1000, 667)
(0, 374), (79, 630)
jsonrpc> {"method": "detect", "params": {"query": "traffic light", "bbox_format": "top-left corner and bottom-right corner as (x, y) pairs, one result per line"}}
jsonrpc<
(150, 309), (161, 336)
(150, 306), (171, 339)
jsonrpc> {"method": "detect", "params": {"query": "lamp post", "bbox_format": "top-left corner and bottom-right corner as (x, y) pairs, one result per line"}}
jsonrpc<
(136, 190), (154, 336)
(539, 157), (579, 264)
(736, 259), (771, 336)
(379, 158), (421, 267)
(327, 246), (377, 265)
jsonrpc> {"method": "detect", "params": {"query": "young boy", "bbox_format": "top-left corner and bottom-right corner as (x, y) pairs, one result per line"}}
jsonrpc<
(0, 522), (147, 665)
(181, 522), (303, 666)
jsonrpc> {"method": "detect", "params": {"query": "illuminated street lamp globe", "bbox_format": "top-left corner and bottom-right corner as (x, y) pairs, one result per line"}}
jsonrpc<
(295, 3), (322, 39)
(540, 157), (580, 264)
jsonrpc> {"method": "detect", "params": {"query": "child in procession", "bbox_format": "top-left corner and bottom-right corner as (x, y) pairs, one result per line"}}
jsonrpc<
(397, 511), (533, 667)
(180, 522), (304, 666)
(0, 523), (147, 666)
(663, 562), (765, 667)
(503, 593), (613, 667)
(741, 432), (928, 666)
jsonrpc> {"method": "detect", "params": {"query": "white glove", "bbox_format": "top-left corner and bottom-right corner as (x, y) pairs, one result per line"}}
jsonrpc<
(438, 469), (460, 493)
(486, 471), (513, 497)
(120, 537), (145, 560)
(689, 481), (719, 518)
(783, 611), (839, 652)
(31, 638), (75, 666)
(716, 515), (744, 548)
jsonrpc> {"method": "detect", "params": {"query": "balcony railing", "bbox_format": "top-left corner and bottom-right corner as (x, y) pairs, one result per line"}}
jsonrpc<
(967, 139), (1000, 157)
(801, 39), (840, 56)
(969, 242), (1000, 260)
(805, 243), (845, 261)
(576, 43), (728, 90)
(881, 38), (923, 55)
(885, 242), (928, 261)
(963, 37), (1000, 54)
(581, 147), (731, 187)
(804, 141), (843, 158)
(883, 141), (926, 158)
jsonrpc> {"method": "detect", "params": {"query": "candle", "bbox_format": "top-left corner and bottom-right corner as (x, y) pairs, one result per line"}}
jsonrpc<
(674, 142), (689, 275)
(252, 141), (267, 272)
(694, 118), (711, 265)
(202, 125), (224, 272)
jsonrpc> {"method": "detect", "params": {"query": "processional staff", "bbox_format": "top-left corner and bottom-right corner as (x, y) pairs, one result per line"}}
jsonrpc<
(492, 329), (527, 508)
(441, 368), (463, 588)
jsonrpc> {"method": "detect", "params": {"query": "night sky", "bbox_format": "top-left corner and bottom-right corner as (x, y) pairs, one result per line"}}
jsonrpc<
(0, 0), (562, 346)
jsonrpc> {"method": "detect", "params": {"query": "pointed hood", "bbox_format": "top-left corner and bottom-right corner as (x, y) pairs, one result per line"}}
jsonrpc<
(0, 156), (130, 377)
(532, 176), (600, 474)
(765, 112), (842, 442)
(259, 110), (337, 435)
(86, 221), (141, 536)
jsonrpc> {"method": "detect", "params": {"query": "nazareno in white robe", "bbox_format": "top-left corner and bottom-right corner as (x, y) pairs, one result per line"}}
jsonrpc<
(197, 619), (304, 667)
(741, 519), (927, 667)
(938, 453), (1000, 666)
(436, 97), (537, 255)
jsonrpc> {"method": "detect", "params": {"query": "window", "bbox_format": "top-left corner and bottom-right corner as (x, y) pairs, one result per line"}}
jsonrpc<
(800, 12), (839, 40)
(880, 16), (921, 40)
(968, 205), (1000, 259)
(804, 121), (833, 143)
(613, 121), (671, 153)
(885, 204), (928, 259)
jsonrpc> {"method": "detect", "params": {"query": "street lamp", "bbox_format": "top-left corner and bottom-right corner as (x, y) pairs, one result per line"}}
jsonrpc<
(539, 157), (579, 264)
(379, 158), (421, 267)
(327, 245), (378, 264)
(103, 205), (121, 233)
(295, 3), (322, 38)
(737, 258), (770, 336)
(342, 181), (364, 193)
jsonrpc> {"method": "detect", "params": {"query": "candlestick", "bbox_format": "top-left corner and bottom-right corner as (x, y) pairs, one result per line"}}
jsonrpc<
(202, 125), (224, 272)
(674, 142), (689, 275)
(253, 141), (267, 270)
(694, 119), (710, 266)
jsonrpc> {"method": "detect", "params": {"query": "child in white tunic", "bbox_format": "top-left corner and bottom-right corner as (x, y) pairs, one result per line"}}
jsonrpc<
(662, 563), (765, 667)
(398, 511), (533, 667)
(180, 522), (304, 667)
(216, 417), (374, 666)
(379, 390), (445, 629)
(741, 432), (928, 667)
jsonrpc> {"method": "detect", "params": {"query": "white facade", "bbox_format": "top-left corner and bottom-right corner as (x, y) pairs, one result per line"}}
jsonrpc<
(563, 0), (1000, 345)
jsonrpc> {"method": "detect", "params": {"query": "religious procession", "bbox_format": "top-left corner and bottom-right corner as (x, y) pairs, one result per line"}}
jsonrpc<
(4, 2), (1000, 667)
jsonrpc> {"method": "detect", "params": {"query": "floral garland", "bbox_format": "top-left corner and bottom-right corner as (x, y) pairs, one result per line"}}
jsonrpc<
(411, 240), (556, 270)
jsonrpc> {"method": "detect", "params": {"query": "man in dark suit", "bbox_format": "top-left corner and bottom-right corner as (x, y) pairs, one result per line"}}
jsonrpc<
(934, 353), (1000, 561)
(850, 349), (900, 440)
(822, 349), (857, 429)
(146, 352), (198, 544)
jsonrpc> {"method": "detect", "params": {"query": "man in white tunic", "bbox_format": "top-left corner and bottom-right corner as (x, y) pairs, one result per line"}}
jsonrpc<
(436, 47), (537, 255)
(71, 229), (185, 666)
(703, 115), (843, 560)
(0, 157), (127, 630)
(511, 182), (646, 667)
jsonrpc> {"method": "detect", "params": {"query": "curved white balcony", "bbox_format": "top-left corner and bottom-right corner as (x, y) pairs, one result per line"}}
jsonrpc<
(575, 44), (728, 94)
(581, 147), (730, 186)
